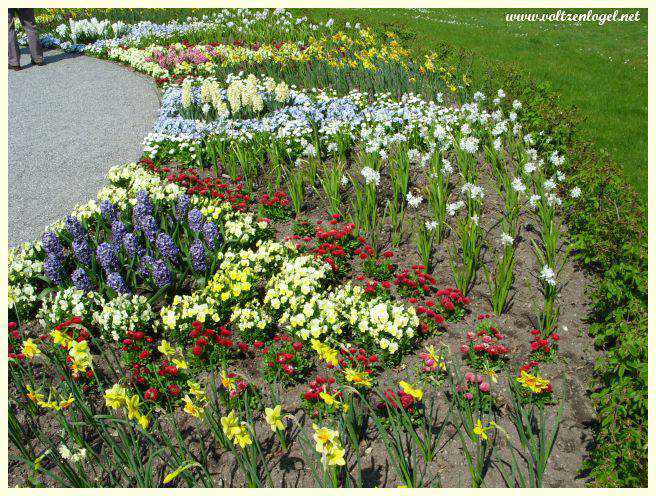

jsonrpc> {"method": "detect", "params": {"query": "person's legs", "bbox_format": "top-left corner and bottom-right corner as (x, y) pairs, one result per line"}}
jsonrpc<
(16, 8), (43, 64)
(8, 9), (21, 68)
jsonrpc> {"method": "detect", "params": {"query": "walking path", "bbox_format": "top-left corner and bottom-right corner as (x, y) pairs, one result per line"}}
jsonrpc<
(8, 48), (159, 245)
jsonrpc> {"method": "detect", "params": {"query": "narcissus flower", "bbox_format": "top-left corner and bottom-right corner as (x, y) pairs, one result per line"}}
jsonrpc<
(399, 380), (423, 401)
(264, 405), (285, 432)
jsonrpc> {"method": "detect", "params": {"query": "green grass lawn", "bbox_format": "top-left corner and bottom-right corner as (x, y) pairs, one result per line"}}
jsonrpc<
(299, 8), (648, 200)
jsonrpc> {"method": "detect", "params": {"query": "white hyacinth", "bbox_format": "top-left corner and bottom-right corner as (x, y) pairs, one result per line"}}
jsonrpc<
(540, 265), (556, 286)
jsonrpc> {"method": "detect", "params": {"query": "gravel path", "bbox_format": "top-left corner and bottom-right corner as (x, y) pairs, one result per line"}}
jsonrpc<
(8, 48), (159, 246)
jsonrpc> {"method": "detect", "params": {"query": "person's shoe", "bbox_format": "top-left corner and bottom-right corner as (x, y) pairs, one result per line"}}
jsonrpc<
(9, 64), (21, 71)
(31, 59), (44, 66)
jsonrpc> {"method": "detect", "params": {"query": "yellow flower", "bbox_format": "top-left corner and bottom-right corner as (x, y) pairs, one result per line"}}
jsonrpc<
(221, 410), (242, 440)
(51, 329), (71, 349)
(187, 380), (205, 399)
(137, 413), (149, 430)
(125, 395), (142, 421)
(399, 381), (423, 401)
(233, 424), (252, 448)
(473, 419), (488, 441)
(344, 368), (372, 387)
(264, 405), (285, 432)
(21, 338), (41, 358)
(172, 358), (188, 370)
(58, 395), (74, 410)
(220, 370), (236, 391)
(326, 445), (346, 466)
(26, 385), (44, 403)
(157, 340), (176, 357)
(312, 424), (339, 454)
(104, 384), (127, 410)
(516, 370), (551, 393)
(183, 395), (204, 419)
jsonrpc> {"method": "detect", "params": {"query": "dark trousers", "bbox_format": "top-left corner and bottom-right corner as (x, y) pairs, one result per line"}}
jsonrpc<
(8, 8), (43, 66)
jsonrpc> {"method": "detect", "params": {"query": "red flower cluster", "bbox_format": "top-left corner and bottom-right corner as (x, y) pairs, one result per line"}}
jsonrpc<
(301, 375), (341, 418)
(415, 300), (446, 333)
(259, 334), (313, 384)
(529, 329), (559, 357)
(378, 387), (418, 414)
(460, 317), (509, 371)
(331, 345), (379, 373)
(141, 158), (253, 211)
(395, 265), (436, 297)
(258, 191), (292, 220)
(187, 321), (237, 362)
(437, 288), (470, 320)
(7, 322), (24, 364)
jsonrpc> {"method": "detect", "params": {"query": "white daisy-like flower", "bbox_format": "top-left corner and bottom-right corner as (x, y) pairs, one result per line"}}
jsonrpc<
(570, 187), (581, 198)
(500, 232), (514, 246)
(511, 177), (526, 193)
(540, 265), (556, 286)
(425, 220), (438, 231)
(406, 192), (423, 208)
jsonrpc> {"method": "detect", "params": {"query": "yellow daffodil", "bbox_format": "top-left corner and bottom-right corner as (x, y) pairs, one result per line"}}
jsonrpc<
(264, 405), (285, 432)
(26, 385), (44, 403)
(221, 410), (242, 440)
(104, 384), (127, 410)
(220, 370), (236, 391)
(399, 381), (423, 401)
(183, 395), (204, 419)
(125, 395), (142, 421)
(326, 445), (346, 466)
(516, 370), (551, 393)
(312, 424), (339, 454)
(51, 329), (71, 349)
(233, 424), (252, 448)
(172, 358), (188, 370)
(344, 368), (372, 388)
(157, 340), (176, 356)
(21, 338), (41, 359)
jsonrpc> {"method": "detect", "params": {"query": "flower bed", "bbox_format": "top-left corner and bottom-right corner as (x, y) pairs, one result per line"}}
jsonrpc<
(8, 8), (612, 489)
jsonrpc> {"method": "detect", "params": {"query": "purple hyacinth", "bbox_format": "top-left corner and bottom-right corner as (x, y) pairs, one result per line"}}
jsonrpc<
(190, 239), (207, 272)
(136, 190), (152, 211)
(107, 272), (129, 294)
(151, 259), (172, 287)
(137, 255), (154, 278)
(156, 233), (180, 262)
(140, 215), (159, 243)
(187, 208), (205, 232)
(100, 200), (119, 223)
(71, 268), (93, 292)
(111, 220), (127, 244)
(65, 215), (86, 241)
(42, 231), (64, 258)
(122, 232), (145, 258)
(175, 194), (191, 221)
(72, 238), (93, 266)
(202, 220), (220, 250)
(44, 255), (64, 285)
(96, 242), (119, 273)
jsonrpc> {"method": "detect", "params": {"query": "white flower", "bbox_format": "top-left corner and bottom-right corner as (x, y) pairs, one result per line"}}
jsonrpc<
(447, 200), (465, 216)
(540, 265), (556, 286)
(570, 187), (581, 198)
(459, 135), (479, 154)
(500, 232), (514, 246)
(497, 89), (506, 98)
(425, 220), (438, 231)
(511, 177), (526, 193)
(406, 192), (423, 208)
(543, 179), (556, 192)
(512, 99), (522, 110)
(529, 194), (541, 209)
(361, 167), (380, 186)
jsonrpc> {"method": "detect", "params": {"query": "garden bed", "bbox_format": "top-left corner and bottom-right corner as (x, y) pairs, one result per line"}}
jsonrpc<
(8, 9), (633, 488)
